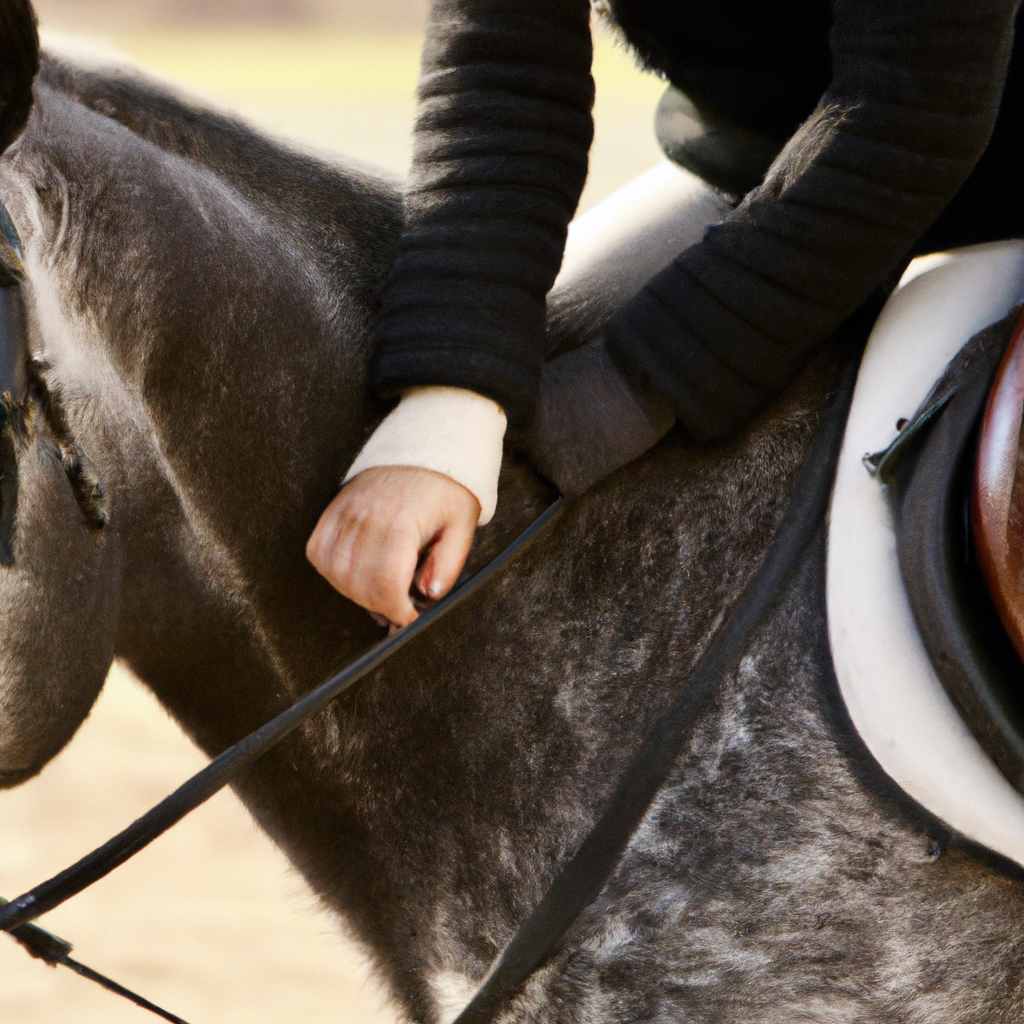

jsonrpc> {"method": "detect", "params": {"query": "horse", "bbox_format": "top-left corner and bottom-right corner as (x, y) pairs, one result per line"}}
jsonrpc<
(5, 4), (1024, 1021)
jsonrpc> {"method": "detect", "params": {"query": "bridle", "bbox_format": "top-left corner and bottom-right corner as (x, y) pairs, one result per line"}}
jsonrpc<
(0, 224), (862, 1022)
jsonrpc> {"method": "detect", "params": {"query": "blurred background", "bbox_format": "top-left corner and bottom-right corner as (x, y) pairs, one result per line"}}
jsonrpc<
(33, 0), (666, 209)
(1, 2), (666, 1022)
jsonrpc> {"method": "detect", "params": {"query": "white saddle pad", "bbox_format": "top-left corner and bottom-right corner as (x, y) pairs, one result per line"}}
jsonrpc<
(827, 240), (1024, 867)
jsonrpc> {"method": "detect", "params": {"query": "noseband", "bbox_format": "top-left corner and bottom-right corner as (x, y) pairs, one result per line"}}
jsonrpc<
(0, 204), (107, 568)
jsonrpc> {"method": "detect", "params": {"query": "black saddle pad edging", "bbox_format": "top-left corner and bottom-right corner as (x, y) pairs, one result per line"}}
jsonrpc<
(892, 311), (1024, 796)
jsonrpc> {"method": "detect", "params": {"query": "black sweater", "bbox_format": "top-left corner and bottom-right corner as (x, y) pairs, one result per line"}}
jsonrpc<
(370, 0), (1021, 441)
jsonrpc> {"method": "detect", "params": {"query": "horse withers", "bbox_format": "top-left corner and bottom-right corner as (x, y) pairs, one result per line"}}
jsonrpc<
(5, 4), (1024, 1022)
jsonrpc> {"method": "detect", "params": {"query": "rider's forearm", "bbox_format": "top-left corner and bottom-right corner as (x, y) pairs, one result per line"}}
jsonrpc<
(344, 387), (507, 524)
(369, 0), (595, 427)
(372, 0), (1016, 455)
(605, 0), (1018, 444)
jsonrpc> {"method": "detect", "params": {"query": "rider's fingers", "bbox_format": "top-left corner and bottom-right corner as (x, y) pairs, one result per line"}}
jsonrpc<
(416, 520), (476, 602)
(416, 493), (479, 601)
(306, 489), (367, 588)
(359, 522), (421, 626)
(308, 495), (421, 626)
(306, 507), (346, 579)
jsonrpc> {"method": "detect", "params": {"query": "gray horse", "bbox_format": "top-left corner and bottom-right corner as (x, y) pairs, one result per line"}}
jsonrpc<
(2, 4), (1024, 1021)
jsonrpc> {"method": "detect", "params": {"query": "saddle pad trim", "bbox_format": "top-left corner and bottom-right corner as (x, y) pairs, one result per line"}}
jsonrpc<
(827, 240), (1024, 868)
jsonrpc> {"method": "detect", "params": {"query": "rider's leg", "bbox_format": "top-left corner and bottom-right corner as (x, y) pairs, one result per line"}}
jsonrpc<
(529, 162), (731, 496)
(552, 160), (731, 309)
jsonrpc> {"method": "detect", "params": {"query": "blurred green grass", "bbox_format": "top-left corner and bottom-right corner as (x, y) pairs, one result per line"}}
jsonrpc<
(100, 26), (667, 209)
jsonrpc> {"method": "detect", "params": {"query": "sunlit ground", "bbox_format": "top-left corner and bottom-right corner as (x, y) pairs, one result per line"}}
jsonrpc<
(1, 667), (398, 1024)
(1, 24), (666, 1024)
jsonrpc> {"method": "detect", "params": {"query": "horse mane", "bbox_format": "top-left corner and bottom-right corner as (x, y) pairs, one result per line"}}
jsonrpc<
(34, 50), (404, 305)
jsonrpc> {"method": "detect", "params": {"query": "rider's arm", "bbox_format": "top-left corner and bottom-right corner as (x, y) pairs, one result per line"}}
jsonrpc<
(308, 0), (594, 626)
(368, 0), (596, 426)
(604, 0), (1019, 442)
(367, 0), (1018, 441)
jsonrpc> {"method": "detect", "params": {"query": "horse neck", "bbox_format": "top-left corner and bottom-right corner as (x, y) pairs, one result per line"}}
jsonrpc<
(5, 81), (398, 754)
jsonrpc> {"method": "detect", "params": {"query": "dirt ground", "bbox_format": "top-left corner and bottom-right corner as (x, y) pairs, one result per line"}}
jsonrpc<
(0, 26), (665, 1024)
(1, 666), (399, 1024)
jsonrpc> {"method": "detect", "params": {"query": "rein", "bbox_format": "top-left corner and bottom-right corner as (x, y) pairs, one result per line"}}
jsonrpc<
(1, 346), (858, 1024)
(1, 897), (190, 1024)
(0, 500), (565, 1023)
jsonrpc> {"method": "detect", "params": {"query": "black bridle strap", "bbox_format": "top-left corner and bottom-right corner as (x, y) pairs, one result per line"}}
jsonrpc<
(450, 353), (858, 1024)
(0, 498), (564, 935)
(57, 954), (192, 1024)
(2, 897), (191, 1024)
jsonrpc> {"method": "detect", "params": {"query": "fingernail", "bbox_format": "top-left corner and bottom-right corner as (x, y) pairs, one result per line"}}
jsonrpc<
(428, 580), (442, 597)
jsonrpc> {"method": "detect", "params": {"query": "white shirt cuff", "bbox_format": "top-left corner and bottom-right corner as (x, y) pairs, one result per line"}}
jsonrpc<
(342, 386), (507, 525)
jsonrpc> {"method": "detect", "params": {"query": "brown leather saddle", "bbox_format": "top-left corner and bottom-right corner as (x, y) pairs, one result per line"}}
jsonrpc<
(975, 311), (1024, 661)
(890, 307), (1024, 795)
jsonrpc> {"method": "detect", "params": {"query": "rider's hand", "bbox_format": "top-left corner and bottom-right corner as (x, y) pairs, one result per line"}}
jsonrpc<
(306, 465), (480, 631)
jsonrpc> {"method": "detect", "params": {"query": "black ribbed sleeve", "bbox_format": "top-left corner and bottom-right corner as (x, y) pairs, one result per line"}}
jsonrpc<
(605, 0), (1020, 442)
(370, 0), (595, 423)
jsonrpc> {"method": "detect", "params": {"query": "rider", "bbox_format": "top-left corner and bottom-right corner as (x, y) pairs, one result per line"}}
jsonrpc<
(307, 0), (1024, 628)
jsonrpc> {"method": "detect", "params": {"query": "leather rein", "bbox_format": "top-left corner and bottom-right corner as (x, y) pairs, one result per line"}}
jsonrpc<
(0, 250), (860, 1022)
(0, 493), (564, 1024)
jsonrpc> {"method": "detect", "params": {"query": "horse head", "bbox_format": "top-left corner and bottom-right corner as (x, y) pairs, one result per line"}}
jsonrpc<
(0, 1), (124, 785)
(0, 0), (428, 777)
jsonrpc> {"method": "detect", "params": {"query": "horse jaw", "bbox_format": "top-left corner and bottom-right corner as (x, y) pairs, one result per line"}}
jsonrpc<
(0, 119), (122, 788)
(0, 407), (121, 787)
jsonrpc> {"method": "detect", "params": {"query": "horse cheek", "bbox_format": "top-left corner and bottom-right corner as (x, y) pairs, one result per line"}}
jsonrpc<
(0, 426), (119, 787)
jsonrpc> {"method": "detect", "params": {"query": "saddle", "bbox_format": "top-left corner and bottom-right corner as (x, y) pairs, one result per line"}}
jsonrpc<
(892, 307), (1024, 795)
(975, 314), (1024, 660)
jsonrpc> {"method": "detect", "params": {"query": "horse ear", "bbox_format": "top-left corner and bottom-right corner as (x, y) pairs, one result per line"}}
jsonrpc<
(0, 0), (39, 155)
